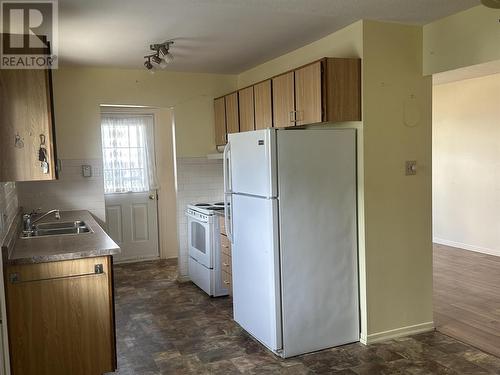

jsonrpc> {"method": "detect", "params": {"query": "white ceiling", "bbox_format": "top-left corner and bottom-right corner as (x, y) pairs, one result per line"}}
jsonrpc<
(58, 0), (480, 73)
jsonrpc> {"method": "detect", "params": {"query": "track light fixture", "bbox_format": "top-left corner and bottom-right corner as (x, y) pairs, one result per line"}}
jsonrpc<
(144, 41), (174, 71)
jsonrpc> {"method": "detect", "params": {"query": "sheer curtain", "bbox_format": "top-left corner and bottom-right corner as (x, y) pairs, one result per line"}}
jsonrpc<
(101, 114), (158, 194)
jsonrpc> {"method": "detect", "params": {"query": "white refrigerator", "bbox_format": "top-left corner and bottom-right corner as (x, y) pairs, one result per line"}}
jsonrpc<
(223, 128), (359, 358)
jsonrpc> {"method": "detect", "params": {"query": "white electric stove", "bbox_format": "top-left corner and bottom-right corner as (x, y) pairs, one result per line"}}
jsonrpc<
(186, 202), (228, 297)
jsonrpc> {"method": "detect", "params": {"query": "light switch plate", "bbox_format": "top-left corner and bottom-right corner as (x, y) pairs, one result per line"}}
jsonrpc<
(406, 160), (417, 176)
(82, 164), (92, 177)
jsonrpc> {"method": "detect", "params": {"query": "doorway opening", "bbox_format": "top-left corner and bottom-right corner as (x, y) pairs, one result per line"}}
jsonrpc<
(100, 110), (160, 263)
(432, 60), (500, 357)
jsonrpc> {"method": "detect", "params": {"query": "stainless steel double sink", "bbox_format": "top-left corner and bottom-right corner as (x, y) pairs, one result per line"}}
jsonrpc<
(21, 220), (93, 239)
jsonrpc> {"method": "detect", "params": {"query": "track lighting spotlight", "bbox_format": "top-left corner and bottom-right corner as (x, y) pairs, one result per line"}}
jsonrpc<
(158, 45), (169, 58)
(151, 54), (162, 65)
(144, 57), (153, 70)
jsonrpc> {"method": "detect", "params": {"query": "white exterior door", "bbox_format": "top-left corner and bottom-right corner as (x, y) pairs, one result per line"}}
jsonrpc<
(101, 114), (160, 263)
(105, 191), (159, 262)
(228, 129), (277, 198)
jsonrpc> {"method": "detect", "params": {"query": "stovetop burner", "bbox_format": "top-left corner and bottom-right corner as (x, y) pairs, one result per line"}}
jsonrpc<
(188, 202), (226, 214)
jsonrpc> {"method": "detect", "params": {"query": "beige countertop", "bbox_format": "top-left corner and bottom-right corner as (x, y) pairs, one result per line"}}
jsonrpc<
(9, 210), (120, 265)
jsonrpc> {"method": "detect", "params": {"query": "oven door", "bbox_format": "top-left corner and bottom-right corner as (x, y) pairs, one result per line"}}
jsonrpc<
(187, 213), (213, 268)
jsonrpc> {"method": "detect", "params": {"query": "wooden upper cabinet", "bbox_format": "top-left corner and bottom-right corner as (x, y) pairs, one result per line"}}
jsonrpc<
(254, 80), (273, 130)
(214, 57), (361, 135)
(0, 68), (57, 182)
(0, 35), (57, 182)
(324, 58), (361, 122)
(272, 72), (295, 128)
(214, 97), (227, 146)
(238, 86), (255, 132)
(225, 92), (240, 134)
(295, 61), (323, 126)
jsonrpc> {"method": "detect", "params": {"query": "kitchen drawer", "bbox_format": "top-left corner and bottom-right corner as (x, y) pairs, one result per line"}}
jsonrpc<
(221, 253), (232, 274)
(219, 215), (226, 235)
(222, 270), (232, 292)
(220, 234), (231, 256)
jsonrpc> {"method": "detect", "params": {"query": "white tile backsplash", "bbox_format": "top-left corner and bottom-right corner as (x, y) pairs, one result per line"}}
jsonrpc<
(176, 157), (224, 276)
(18, 159), (106, 221)
(0, 182), (19, 244)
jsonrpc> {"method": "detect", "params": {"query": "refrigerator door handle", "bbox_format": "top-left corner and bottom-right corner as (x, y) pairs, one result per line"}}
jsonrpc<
(225, 194), (233, 243)
(223, 142), (233, 243)
(223, 142), (231, 194)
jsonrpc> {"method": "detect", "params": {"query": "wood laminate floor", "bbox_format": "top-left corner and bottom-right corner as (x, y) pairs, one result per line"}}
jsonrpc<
(110, 258), (500, 374)
(434, 243), (500, 358)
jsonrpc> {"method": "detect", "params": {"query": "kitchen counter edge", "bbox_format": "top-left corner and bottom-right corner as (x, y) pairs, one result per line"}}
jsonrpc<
(5, 210), (120, 266)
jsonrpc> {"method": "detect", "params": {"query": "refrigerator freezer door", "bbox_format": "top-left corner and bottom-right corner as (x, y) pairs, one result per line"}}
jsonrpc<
(228, 129), (277, 198)
(277, 129), (359, 357)
(231, 194), (282, 352)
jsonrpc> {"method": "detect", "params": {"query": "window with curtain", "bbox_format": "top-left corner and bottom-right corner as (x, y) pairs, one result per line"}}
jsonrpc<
(101, 114), (158, 194)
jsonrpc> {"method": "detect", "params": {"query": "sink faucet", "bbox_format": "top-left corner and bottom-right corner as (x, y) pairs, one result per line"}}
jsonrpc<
(23, 209), (61, 232)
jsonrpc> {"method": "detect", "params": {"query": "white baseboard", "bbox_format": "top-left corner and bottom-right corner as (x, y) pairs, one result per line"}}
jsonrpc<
(360, 322), (434, 345)
(433, 238), (500, 258)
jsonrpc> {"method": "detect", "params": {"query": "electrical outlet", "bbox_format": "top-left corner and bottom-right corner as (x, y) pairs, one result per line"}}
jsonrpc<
(82, 165), (92, 177)
(406, 161), (417, 176)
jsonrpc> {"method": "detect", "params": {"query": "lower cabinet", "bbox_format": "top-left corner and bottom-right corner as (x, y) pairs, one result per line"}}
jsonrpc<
(219, 216), (232, 294)
(5, 256), (116, 375)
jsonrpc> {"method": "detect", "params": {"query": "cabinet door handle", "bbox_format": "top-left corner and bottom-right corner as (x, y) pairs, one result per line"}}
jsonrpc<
(297, 110), (304, 123)
(9, 264), (105, 284)
(289, 110), (298, 123)
(222, 263), (230, 267)
(223, 281), (230, 285)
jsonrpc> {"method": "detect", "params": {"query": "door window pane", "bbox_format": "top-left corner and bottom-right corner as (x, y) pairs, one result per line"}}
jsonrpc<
(101, 115), (152, 194)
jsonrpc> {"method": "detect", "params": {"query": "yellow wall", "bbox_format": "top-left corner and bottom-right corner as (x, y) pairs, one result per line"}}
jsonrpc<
(363, 21), (433, 339)
(155, 109), (179, 259)
(52, 68), (237, 159)
(236, 20), (433, 340)
(423, 6), (500, 75)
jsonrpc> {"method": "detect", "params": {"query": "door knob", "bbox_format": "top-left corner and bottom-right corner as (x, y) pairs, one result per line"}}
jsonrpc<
(149, 194), (156, 200)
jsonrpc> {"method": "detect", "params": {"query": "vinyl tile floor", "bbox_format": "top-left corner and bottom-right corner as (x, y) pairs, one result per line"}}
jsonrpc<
(111, 259), (500, 374)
